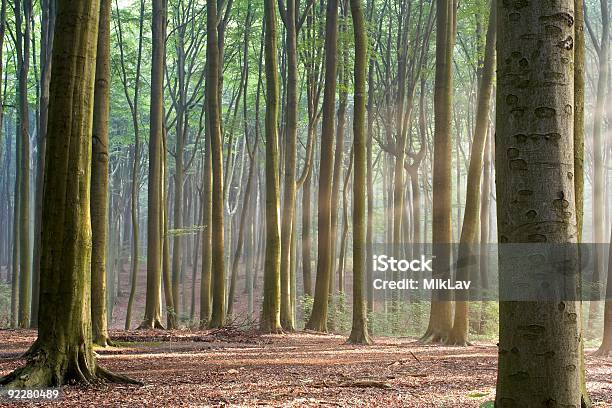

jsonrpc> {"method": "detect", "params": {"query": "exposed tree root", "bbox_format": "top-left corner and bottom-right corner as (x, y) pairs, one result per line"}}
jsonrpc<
(346, 330), (373, 345)
(305, 320), (328, 333)
(137, 317), (165, 330)
(418, 328), (449, 344)
(444, 338), (473, 347)
(259, 325), (283, 334)
(592, 347), (612, 358)
(96, 365), (142, 385)
(0, 346), (141, 389)
(93, 336), (115, 348)
(281, 324), (296, 333)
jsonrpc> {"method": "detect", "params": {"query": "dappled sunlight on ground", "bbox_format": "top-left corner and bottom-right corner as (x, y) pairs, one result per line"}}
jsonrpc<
(0, 330), (610, 407)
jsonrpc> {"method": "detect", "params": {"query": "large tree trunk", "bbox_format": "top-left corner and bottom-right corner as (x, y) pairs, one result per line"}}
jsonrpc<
(420, 0), (456, 344)
(495, 0), (586, 405)
(347, 0), (371, 345)
(140, 0), (167, 330)
(0, 0), (137, 387)
(306, 0), (338, 333)
(91, 0), (112, 347)
(260, 0), (282, 333)
(447, 0), (496, 346)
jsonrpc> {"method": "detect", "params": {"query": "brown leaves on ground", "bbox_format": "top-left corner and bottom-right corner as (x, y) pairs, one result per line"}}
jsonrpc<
(0, 330), (610, 407)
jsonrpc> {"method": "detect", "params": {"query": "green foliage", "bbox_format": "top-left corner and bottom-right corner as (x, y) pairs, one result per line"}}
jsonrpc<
(0, 281), (10, 328)
(299, 294), (314, 328)
(469, 301), (499, 339)
(368, 301), (430, 337)
(300, 293), (350, 333)
(328, 292), (350, 333)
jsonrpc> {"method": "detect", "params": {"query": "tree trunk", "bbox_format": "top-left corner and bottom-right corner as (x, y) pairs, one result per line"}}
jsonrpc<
(121, 0), (144, 330)
(15, 0), (32, 329)
(306, 0), (338, 333)
(11, 120), (20, 328)
(227, 6), (254, 318)
(200, 111), (212, 327)
(495, 0), (586, 405)
(207, 0), (226, 329)
(302, 154), (313, 297)
(0, 0), (138, 386)
(447, 0), (496, 346)
(594, 225), (612, 356)
(347, 0), (372, 345)
(162, 128), (177, 329)
(31, 0), (54, 327)
(279, 0), (299, 332)
(420, 0), (456, 344)
(587, 0), (609, 337)
(331, 4), (349, 300)
(91, 0), (112, 347)
(140, 0), (167, 330)
(260, 0), (282, 333)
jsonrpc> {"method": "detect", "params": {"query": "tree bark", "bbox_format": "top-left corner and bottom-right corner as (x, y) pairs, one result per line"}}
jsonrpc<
(0, 0), (138, 387)
(206, 0), (226, 329)
(347, 0), (371, 345)
(495, 0), (585, 405)
(447, 0), (496, 346)
(420, 0), (456, 344)
(15, 0), (32, 329)
(594, 225), (612, 356)
(91, 0), (112, 347)
(140, 0), (167, 330)
(306, 0), (338, 333)
(587, 0), (609, 337)
(30, 0), (54, 327)
(260, 0), (282, 333)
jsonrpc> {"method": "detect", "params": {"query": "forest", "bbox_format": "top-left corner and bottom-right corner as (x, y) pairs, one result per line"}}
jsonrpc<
(0, 0), (610, 406)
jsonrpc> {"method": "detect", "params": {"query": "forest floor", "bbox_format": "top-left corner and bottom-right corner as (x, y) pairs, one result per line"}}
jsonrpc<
(0, 329), (611, 407)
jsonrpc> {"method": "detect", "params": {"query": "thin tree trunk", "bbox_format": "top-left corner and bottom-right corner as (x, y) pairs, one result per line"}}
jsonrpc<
(15, 0), (32, 329)
(587, 0), (609, 336)
(420, 0), (456, 344)
(347, 0), (371, 344)
(306, 0), (338, 333)
(447, 0), (496, 346)
(30, 0), (54, 327)
(121, 0), (144, 330)
(207, 0), (226, 329)
(260, 0), (282, 333)
(140, 0), (167, 330)
(91, 0), (112, 346)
